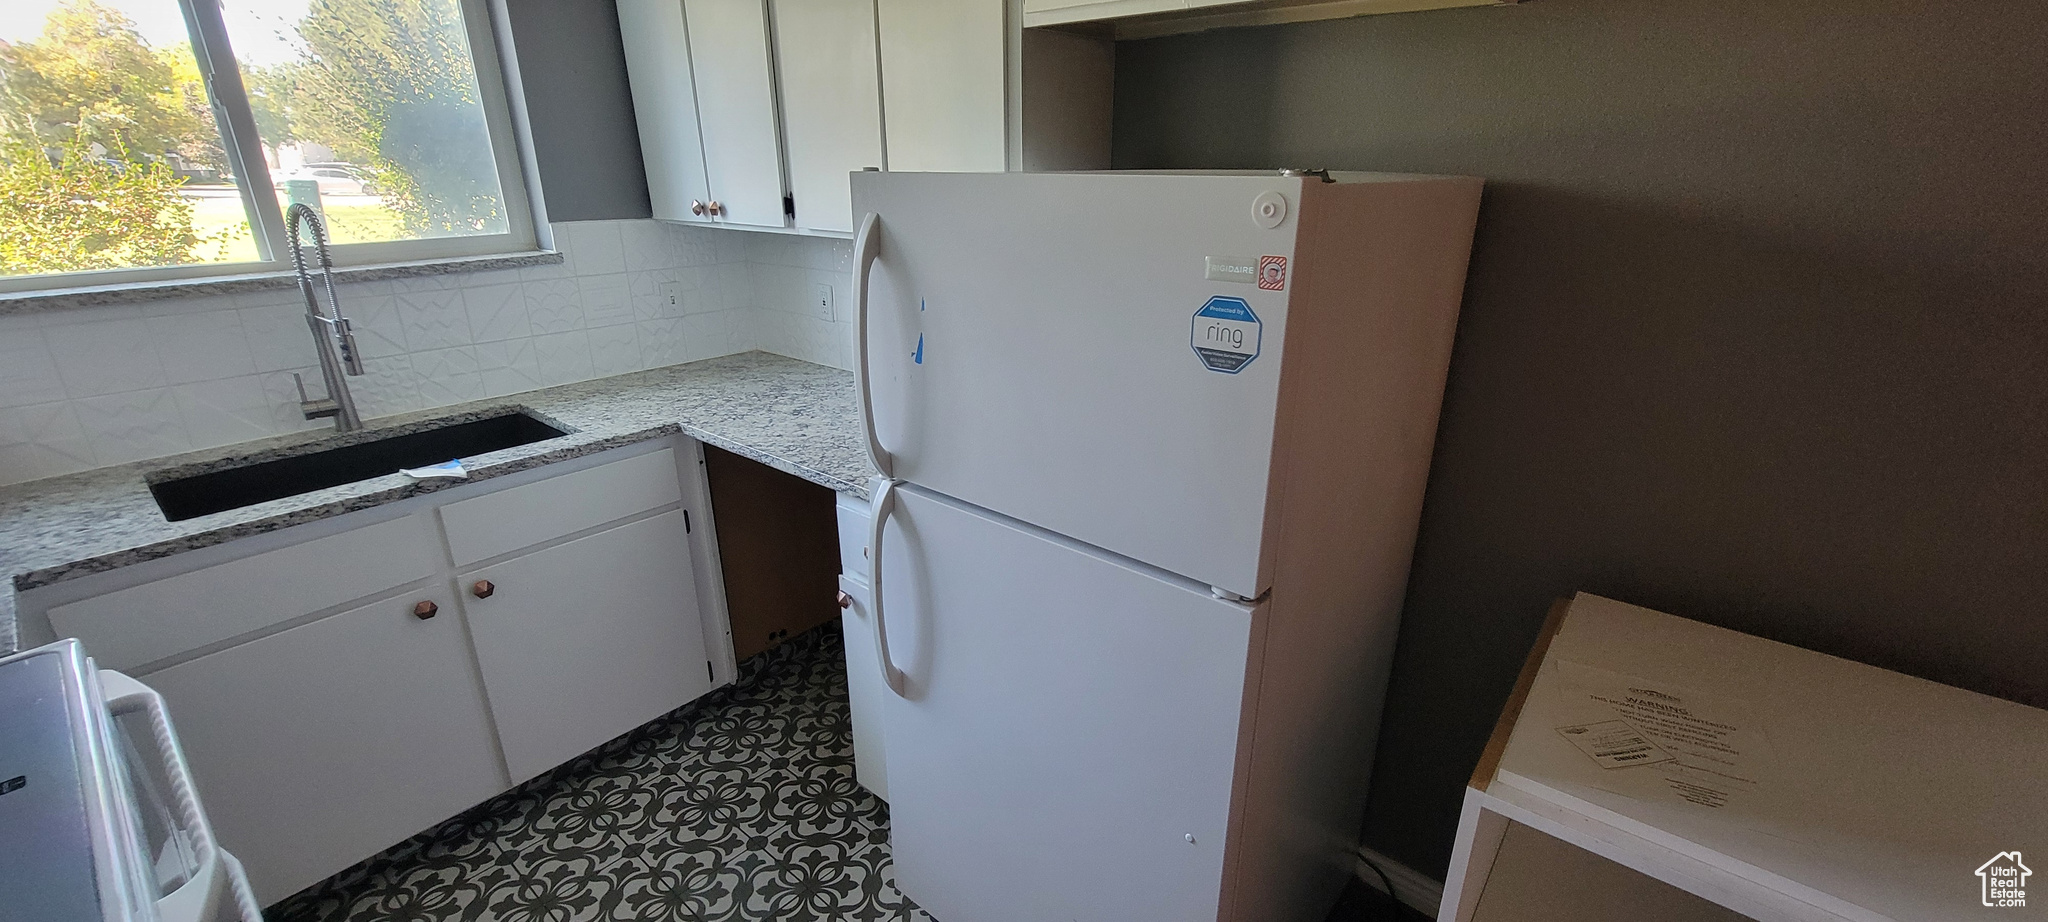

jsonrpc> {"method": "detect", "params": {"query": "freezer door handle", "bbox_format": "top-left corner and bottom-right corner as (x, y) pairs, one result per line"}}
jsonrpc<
(853, 211), (893, 479)
(866, 478), (906, 696)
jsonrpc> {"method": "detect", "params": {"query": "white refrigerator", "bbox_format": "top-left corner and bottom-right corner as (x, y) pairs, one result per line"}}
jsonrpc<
(847, 170), (1483, 922)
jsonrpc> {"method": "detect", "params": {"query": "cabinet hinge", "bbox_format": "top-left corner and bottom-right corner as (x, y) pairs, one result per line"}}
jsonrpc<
(783, 194), (795, 218)
(683, 509), (691, 533)
(706, 660), (714, 683)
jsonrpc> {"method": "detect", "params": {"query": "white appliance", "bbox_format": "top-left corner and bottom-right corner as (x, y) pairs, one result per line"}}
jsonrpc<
(847, 170), (1484, 922)
(0, 639), (261, 922)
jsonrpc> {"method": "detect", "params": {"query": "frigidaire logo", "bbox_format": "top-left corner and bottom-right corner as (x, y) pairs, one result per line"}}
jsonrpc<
(0, 775), (25, 796)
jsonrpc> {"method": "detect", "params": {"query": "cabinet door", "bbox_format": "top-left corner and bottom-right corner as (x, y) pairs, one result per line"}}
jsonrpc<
(836, 573), (887, 799)
(876, 0), (1007, 172)
(463, 510), (715, 782)
(619, 0), (715, 223)
(683, 0), (789, 227)
(140, 590), (506, 905)
(771, 0), (885, 233)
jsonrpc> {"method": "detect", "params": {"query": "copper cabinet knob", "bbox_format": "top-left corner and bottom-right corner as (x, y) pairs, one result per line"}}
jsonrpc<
(836, 590), (853, 609)
(706, 201), (724, 216)
(472, 580), (495, 599)
(690, 199), (706, 216)
(413, 600), (439, 620)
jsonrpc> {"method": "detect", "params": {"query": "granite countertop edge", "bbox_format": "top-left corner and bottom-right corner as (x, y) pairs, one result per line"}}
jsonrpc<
(0, 351), (876, 655)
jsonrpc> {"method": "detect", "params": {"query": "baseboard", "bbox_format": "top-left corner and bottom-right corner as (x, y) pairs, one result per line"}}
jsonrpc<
(1354, 846), (1445, 918)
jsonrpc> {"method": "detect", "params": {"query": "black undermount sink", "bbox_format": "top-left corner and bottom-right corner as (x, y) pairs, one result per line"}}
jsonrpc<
(149, 412), (570, 521)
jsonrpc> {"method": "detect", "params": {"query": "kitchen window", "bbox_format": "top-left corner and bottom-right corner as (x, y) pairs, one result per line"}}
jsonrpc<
(0, 0), (536, 294)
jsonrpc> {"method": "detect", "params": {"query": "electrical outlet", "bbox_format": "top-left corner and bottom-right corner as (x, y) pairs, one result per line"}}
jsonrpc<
(811, 283), (834, 321)
(658, 281), (684, 313)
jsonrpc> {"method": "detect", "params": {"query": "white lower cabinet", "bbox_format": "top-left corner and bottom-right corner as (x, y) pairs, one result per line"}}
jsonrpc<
(836, 573), (887, 800)
(833, 491), (887, 799)
(19, 440), (732, 904)
(463, 509), (715, 783)
(141, 589), (506, 905)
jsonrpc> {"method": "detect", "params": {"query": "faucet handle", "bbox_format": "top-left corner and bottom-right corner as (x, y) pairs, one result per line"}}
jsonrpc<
(294, 373), (342, 420)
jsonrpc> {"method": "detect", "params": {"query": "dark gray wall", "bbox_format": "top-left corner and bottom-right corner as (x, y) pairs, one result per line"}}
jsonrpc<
(503, 0), (651, 221)
(1114, 0), (2048, 879)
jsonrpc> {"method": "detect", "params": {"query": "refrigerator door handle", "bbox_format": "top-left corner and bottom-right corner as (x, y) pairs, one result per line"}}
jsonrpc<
(853, 211), (893, 479)
(866, 478), (906, 696)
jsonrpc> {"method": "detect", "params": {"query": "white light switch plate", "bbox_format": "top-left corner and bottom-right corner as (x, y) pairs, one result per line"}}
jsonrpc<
(811, 283), (834, 322)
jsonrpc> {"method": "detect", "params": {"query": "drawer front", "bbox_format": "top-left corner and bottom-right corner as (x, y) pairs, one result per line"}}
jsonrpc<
(441, 448), (683, 567)
(835, 490), (871, 580)
(49, 515), (435, 672)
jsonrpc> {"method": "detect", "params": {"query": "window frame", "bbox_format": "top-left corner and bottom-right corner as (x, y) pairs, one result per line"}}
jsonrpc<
(0, 0), (540, 295)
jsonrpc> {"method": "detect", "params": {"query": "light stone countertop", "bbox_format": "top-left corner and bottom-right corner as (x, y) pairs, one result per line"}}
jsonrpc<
(0, 351), (876, 654)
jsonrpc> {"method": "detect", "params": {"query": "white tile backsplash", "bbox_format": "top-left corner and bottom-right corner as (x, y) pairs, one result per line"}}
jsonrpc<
(681, 309), (756, 362)
(0, 220), (778, 486)
(46, 317), (168, 397)
(0, 220), (860, 487)
(73, 389), (191, 464)
(525, 278), (585, 333)
(620, 221), (676, 272)
(475, 338), (543, 398)
(579, 274), (635, 327)
(411, 346), (486, 407)
(0, 401), (93, 482)
(238, 304), (318, 373)
(636, 318), (687, 369)
(628, 269), (683, 322)
(462, 283), (531, 342)
(351, 355), (425, 419)
(394, 286), (473, 351)
(746, 235), (856, 373)
(150, 310), (256, 385)
(586, 322), (644, 378)
(568, 222), (627, 276)
(0, 319), (67, 408)
(344, 293), (410, 359)
(172, 376), (275, 447)
(532, 329), (594, 386)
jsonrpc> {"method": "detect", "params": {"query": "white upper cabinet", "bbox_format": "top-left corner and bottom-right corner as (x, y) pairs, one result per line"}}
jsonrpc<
(618, 0), (714, 223)
(141, 589), (508, 905)
(772, 0), (886, 233)
(684, 0), (791, 227)
(876, 0), (1009, 173)
(1023, 0), (1179, 25)
(621, 0), (1113, 234)
(1023, 0), (1503, 39)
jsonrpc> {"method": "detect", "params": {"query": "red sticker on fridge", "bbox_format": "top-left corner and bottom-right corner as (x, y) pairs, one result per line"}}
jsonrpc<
(1258, 255), (1287, 290)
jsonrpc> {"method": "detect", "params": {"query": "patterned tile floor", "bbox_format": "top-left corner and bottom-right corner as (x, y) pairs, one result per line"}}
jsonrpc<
(267, 623), (932, 922)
